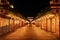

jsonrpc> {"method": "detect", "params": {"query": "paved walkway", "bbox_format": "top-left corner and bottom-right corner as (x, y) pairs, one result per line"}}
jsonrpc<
(0, 24), (57, 40)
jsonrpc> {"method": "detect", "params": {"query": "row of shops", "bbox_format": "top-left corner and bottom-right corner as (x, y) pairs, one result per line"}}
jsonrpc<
(0, 11), (26, 36)
(35, 12), (59, 37)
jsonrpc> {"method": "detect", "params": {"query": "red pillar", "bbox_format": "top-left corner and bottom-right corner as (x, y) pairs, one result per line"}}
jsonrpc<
(46, 18), (48, 31)
(0, 18), (1, 27)
(21, 21), (23, 26)
(37, 21), (39, 27)
(19, 20), (20, 27)
(13, 19), (15, 26)
(12, 19), (15, 30)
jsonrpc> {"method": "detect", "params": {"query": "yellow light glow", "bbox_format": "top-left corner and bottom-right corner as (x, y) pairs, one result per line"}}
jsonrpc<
(6, 14), (11, 17)
(15, 20), (19, 24)
(16, 21), (19, 24)
(50, 1), (53, 4)
(10, 5), (14, 8)
(45, 14), (54, 18)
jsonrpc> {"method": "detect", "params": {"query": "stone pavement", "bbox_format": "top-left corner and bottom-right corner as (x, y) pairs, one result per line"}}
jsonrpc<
(0, 25), (57, 40)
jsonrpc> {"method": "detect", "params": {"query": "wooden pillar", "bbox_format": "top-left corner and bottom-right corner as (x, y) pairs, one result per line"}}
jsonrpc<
(55, 15), (56, 33)
(18, 20), (20, 27)
(8, 19), (10, 32)
(59, 13), (60, 38)
(50, 18), (53, 32)
(9, 19), (10, 27)
(40, 20), (42, 29)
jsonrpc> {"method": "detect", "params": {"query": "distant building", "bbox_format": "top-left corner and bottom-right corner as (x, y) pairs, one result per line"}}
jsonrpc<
(50, 0), (60, 14)
(0, 0), (10, 15)
(27, 17), (33, 22)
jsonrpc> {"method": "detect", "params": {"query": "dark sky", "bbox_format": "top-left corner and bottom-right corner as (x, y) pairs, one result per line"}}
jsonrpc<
(9, 0), (50, 18)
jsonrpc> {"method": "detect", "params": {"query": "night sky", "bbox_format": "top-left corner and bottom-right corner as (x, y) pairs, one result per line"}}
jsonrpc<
(9, 0), (50, 18)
